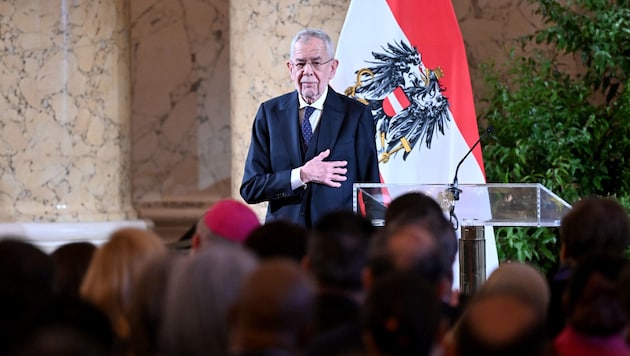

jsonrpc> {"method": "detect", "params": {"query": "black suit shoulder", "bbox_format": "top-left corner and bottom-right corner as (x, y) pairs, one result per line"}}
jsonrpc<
(260, 91), (297, 109)
(334, 89), (369, 107)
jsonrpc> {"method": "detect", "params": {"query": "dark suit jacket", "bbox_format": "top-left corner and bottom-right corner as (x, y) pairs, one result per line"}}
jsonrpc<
(240, 88), (380, 227)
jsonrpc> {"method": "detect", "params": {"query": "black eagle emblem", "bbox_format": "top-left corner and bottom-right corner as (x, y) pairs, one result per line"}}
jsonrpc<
(344, 40), (451, 162)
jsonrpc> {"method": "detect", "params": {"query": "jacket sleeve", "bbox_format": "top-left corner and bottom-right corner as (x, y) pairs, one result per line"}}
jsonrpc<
(240, 103), (301, 204)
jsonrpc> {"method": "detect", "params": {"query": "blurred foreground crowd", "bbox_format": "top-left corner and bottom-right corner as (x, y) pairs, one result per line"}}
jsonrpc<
(2, 193), (630, 356)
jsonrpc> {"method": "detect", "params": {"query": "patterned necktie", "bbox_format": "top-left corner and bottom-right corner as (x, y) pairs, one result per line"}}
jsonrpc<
(302, 106), (315, 147)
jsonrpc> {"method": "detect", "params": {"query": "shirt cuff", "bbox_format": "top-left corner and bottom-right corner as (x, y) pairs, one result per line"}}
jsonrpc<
(291, 167), (307, 190)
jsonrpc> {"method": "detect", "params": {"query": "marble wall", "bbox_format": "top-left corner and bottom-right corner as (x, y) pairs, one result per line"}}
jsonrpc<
(130, 0), (231, 214)
(0, 0), (134, 222)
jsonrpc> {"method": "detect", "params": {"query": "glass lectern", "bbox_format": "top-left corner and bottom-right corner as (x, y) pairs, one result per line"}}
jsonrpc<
(354, 183), (572, 295)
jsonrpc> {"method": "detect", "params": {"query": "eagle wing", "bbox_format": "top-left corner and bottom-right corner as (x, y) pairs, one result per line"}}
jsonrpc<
(385, 82), (451, 160)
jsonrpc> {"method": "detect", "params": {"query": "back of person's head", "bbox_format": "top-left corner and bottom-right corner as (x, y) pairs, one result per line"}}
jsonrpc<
(194, 198), (260, 249)
(230, 258), (316, 354)
(447, 262), (551, 355)
(161, 243), (258, 356)
(564, 252), (627, 337)
(383, 222), (447, 286)
(0, 238), (54, 353)
(476, 262), (550, 319)
(245, 220), (308, 262)
(385, 192), (446, 223)
(455, 286), (547, 356)
(80, 228), (166, 340)
(129, 253), (180, 356)
(306, 210), (375, 291)
(385, 192), (457, 269)
(560, 196), (630, 264)
(362, 271), (442, 356)
(15, 296), (115, 355)
(51, 242), (96, 299)
(11, 326), (108, 356)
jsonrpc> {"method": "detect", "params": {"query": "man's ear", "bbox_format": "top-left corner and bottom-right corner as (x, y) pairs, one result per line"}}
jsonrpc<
(328, 58), (339, 80)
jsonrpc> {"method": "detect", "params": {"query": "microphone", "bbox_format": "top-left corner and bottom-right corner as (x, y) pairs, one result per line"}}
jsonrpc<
(447, 125), (494, 229)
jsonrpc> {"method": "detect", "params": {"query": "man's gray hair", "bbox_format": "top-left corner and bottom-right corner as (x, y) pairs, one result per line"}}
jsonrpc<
(290, 28), (335, 60)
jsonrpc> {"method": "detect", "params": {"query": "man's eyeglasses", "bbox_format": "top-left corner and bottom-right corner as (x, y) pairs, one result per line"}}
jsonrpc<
(291, 58), (334, 71)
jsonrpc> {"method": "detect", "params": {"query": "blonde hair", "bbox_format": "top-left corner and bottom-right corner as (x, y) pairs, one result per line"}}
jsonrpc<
(80, 228), (166, 339)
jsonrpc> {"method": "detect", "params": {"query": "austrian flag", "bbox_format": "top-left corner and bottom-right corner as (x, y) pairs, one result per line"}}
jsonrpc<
(330, 0), (499, 283)
(382, 87), (411, 117)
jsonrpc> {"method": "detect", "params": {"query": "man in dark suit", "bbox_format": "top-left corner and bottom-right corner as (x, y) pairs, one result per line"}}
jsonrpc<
(240, 28), (380, 227)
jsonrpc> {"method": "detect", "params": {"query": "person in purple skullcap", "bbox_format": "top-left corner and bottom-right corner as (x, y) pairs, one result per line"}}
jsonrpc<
(191, 199), (261, 252)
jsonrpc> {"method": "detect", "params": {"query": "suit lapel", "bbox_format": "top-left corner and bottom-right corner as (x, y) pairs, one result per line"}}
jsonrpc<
(307, 89), (344, 159)
(278, 92), (303, 165)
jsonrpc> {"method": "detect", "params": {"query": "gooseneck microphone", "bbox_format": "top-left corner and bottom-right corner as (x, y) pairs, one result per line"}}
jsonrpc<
(447, 125), (494, 229)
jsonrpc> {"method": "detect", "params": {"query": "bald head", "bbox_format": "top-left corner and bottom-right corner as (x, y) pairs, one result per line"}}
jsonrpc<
(477, 262), (550, 319)
(456, 293), (546, 356)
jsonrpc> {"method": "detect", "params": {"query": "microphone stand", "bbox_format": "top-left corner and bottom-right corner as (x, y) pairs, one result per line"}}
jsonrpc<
(447, 126), (493, 230)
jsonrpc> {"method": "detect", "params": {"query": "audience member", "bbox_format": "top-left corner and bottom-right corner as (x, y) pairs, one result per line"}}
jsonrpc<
(454, 292), (548, 356)
(0, 238), (55, 354)
(547, 195), (630, 339)
(553, 253), (630, 356)
(245, 220), (309, 262)
(11, 326), (108, 356)
(385, 192), (458, 268)
(362, 271), (442, 356)
(191, 198), (261, 252)
(11, 193), (630, 356)
(384, 192), (458, 298)
(443, 262), (550, 356)
(383, 222), (446, 285)
(304, 210), (375, 355)
(13, 297), (116, 356)
(50, 241), (96, 299)
(229, 259), (316, 356)
(476, 262), (550, 319)
(374, 192), (461, 334)
(128, 253), (180, 356)
(160, 243), (258, 356)
(80, 228), (166, 346)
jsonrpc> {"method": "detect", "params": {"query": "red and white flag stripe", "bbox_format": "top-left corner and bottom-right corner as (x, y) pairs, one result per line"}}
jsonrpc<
(382, 86), (411, 117)
(331, 0), (498, 282)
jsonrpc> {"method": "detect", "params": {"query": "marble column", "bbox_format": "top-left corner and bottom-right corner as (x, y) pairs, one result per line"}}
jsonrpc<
(0, 0), (146, 251)
(130, 0), (232, 240)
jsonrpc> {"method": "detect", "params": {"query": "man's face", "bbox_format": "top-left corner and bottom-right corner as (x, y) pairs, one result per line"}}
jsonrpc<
(287, 37), (338, 104)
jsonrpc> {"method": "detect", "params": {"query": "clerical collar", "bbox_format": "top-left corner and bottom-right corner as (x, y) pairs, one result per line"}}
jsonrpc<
(298, 86), (328, 111)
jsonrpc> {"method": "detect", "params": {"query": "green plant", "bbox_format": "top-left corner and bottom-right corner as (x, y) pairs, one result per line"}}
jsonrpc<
(480, 0), (630, 273)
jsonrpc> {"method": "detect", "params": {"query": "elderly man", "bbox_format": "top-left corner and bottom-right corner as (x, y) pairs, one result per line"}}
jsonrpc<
(240, 28), (380, 227)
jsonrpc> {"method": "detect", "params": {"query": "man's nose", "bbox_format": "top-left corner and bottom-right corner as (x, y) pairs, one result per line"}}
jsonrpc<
(302, 63), (315, 74)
